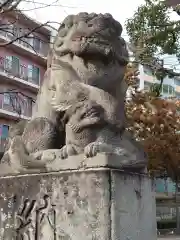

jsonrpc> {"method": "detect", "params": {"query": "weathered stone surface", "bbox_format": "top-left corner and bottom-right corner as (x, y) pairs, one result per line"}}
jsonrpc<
(0, 12), (156, 240)
(0, 152), (146, 177)
(111, 172), (157, 240)
(0, 167), (156, 239)
(0, 170), (110, 239)
(0, 12), (147, 175)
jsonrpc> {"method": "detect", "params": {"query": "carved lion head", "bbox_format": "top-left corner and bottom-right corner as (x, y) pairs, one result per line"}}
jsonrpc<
(52, 12), (129, 89)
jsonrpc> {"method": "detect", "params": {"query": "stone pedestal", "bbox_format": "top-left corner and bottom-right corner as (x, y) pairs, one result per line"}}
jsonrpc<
(0, 154), (157, 239)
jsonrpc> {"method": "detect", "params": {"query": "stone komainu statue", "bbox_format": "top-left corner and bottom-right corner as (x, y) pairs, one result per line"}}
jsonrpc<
(0, 12), (147, 174)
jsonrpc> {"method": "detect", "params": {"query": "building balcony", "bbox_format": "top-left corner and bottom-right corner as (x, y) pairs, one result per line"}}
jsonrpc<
(0, 30), (48, 66)
(0, 87), (33, 121)
(0, 99), (32, 121)
(0, 107), (31, 121)
(143, 73), (158, 83)
(0, 56), (40, 93)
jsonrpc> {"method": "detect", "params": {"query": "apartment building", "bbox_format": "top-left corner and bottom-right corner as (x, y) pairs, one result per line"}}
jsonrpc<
(126, 43), (180, 234)
(138, 64), (180, 233)
(126, 42), (180, 98)
(154, 177), (180, 236)
(0, 10), (51, 153)
(138, 64), (180, 98)
(139, 64), (180, 234)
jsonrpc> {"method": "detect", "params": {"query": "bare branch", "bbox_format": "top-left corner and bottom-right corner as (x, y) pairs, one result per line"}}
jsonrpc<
(0, 1), (61, 118)
(0, 0), (23, 14)
(0, 0), (61, 50)
(20, 0), (77, 9)
(6, 0), (22, 11)
(0, 89), (35, 118)
(0, 90), (35, 102)
(0, 20), (49, 47)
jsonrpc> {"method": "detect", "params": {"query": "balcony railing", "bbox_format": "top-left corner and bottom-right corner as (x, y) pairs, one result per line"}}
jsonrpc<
(0, 92), (33, 118)
(0, 27), (48, 57)
(0, 102), (32, 118)
(155, 178), (176, 193)
(0, 56), (40, 86)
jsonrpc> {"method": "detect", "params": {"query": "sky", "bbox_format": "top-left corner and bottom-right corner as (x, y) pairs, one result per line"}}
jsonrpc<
(19, 0), (180, 70)
(19, 0), (145, 40)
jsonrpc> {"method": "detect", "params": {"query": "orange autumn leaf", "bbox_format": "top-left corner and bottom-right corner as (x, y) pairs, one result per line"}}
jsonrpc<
(124, 63), (180, 180)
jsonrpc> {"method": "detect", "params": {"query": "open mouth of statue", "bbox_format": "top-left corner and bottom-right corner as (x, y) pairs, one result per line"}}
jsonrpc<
(70, 36), (128, 66)
(79, 51), (128, 67)
(75, 50), (128, 67)
(78, 51), (114, 66)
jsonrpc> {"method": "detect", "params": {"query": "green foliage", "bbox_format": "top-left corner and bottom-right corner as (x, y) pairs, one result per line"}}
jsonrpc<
(125, 0), (180, 62)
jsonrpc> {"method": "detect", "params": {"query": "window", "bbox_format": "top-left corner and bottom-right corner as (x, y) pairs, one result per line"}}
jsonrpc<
(13, 26), (19, 38)
(162, 84), (169, 94)
(33, 37), (41, 52)
(27, 34), (34, 47)
(0, 125), (2, 137)
(20, 64), (27, 80)
(0, 19), (7, 38)
(20, 33), (34, 49)
(41, 42), (48, 56)
(28, 98), (33, 114)
(169, 85), (175, 95)
(11, 56), (20, 76)
(27, 64), (40, 85)
(6, 22), (13, 39)
(13, 26), (23, 39)
(3, 93), (10, 105)
(1, 125), (9, 139)
(5, 56), (12, 71)
(9, 93), (22, 114)
(144, 82), (152, 91)
(4, 56), (20, 76)
(18, 95), (27, 115)
(32, 66), (40, 85)
(27, 64), (33, 81)
(17, 28), (25, 45)
(162, 84), (175, 96)
(175, 79), (180, 86)
(0, 124), (9, 150)
(176, 92), (180, 98)
(0, 57), (4, 70)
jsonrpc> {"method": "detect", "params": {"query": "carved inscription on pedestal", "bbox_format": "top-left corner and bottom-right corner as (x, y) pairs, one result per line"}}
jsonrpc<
(15, 195), (57, 239)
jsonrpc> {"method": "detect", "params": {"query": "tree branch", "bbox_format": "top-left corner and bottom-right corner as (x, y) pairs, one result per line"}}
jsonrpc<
(0, 89), (35, 118)
(0, 20), (50, 47)
(0, 0), (22, 14)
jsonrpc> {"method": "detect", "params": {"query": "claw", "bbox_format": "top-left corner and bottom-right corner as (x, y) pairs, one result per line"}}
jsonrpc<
(59, 144), (78, 159)
(84, 142), (99, 158)
(84, 142), (113, 158)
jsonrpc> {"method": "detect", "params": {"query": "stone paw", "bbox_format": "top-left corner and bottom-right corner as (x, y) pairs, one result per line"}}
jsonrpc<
(84, 142), (113, 158)
(84, 142), (99, 158)
(59, 144), (78, 159)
